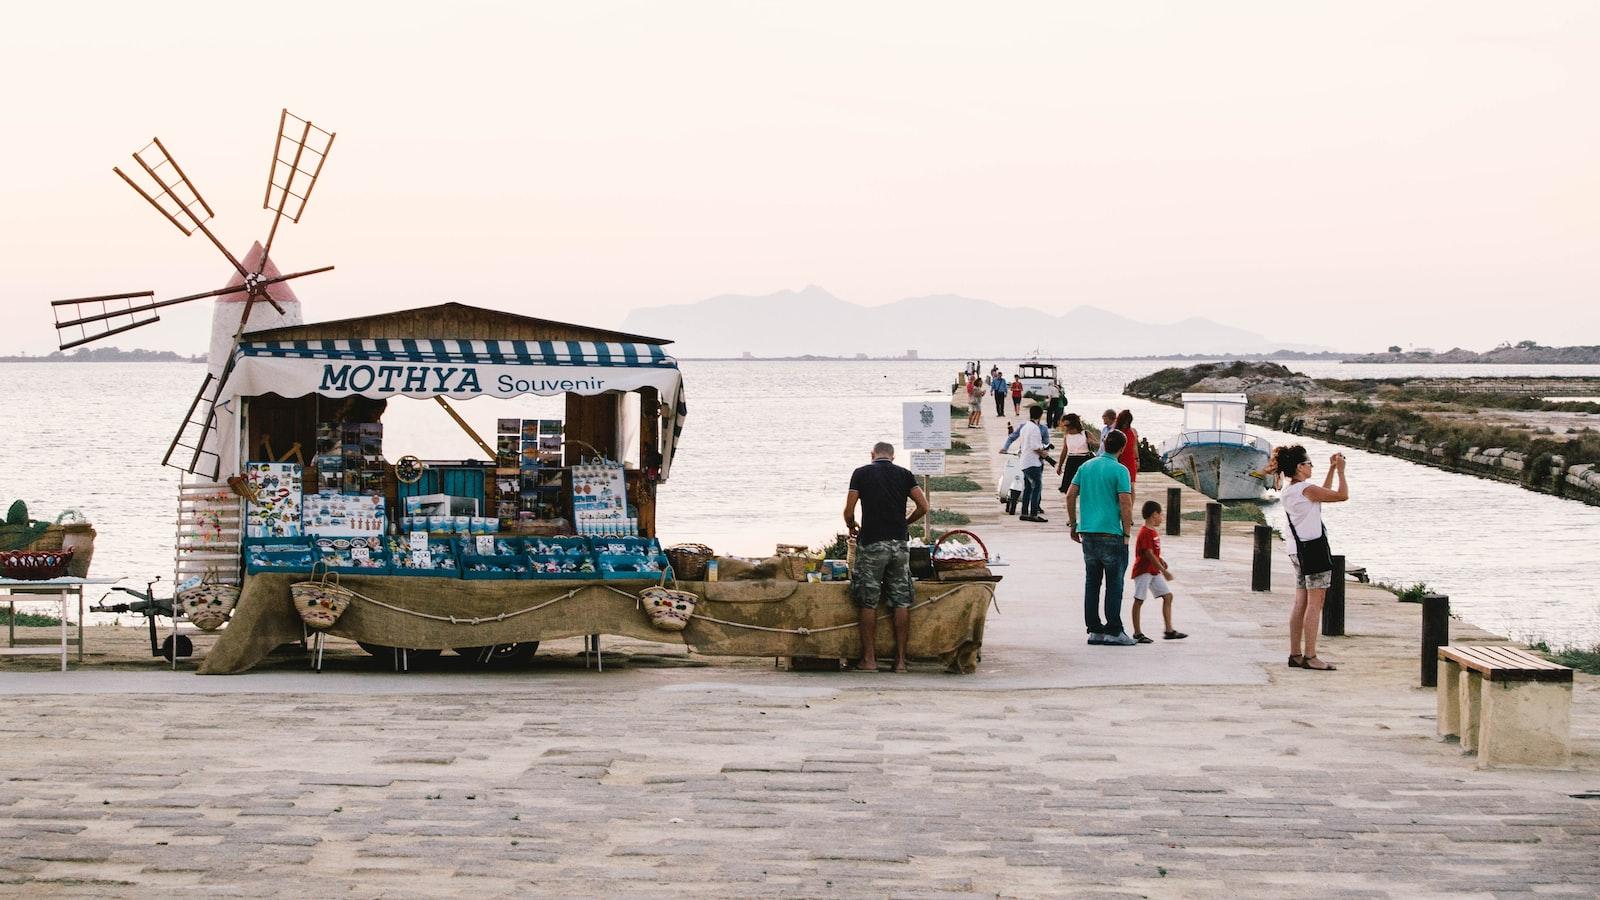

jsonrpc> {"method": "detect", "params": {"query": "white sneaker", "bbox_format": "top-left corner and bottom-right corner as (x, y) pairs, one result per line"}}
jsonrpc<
(1087, 632), (1106, 645)
(1102, 631), (1138, 646)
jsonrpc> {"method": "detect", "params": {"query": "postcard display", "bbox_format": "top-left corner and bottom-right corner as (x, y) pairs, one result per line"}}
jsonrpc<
(496, 418), (567, 531)
(571, 462), (636, 537)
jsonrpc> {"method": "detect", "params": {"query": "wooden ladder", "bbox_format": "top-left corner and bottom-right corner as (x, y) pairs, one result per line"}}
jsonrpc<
(174, 475), (243, 587)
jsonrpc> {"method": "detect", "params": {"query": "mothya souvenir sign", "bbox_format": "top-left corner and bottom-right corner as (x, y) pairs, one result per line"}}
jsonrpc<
(902, 400), (951, 450)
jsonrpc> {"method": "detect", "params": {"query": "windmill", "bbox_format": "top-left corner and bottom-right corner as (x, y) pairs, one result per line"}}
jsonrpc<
(48, 109), (337, 480)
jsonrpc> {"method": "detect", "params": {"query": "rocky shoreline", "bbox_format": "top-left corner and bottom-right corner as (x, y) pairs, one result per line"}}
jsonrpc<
(1125, 362), (1600, 507)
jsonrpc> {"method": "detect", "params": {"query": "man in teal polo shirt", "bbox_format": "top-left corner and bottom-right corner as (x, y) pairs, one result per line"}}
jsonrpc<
(1065, 429), (1136, 646)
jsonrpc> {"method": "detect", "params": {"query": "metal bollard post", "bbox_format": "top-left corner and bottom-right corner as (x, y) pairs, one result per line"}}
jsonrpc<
(1166, 487), (1182, 536)
(1421, 593), (1450, 687)
(1251, 524), (1272, 591)
(1321, 555), (1346, 636)
(1202, 502), (1221, 559)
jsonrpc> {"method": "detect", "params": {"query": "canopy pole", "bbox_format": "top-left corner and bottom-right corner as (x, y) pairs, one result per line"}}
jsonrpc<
(432, 396), (496, 461)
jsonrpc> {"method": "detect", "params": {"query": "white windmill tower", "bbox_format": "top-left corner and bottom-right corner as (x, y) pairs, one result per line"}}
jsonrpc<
(48, 109), (336, 479)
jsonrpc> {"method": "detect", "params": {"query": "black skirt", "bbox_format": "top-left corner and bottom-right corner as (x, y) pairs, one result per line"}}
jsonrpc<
(1058, 454), (1092, 492)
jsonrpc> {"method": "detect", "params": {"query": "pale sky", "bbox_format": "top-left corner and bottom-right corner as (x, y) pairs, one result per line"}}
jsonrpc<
(3, 1), (1597, 355)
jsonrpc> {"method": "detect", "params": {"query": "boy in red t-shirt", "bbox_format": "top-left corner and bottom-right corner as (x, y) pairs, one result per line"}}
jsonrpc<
(1131, 500), (1187, 642)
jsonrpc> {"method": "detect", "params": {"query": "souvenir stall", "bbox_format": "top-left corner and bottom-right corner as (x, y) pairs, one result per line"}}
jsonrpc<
(199, 303), (993, 674)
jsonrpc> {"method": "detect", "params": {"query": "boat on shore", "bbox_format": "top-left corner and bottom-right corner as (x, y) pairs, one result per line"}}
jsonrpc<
(1160, 393), (1272, 500)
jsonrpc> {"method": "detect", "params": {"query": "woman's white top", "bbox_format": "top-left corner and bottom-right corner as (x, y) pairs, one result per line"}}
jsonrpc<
(1062, 431), (1090, 455)
(1280, 480), (1324, 543)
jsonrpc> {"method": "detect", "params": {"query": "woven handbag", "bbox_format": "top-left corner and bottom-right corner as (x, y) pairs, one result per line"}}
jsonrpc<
(664, 543), (713, 581)
(638, 571), (698, 632)
(177, 572), (239, 631)
(290, 563), (353, 630)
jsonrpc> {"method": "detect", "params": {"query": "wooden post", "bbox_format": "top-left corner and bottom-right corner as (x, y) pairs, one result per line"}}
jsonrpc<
(1251, 524), (1272, 591)
(923, 474), (932, 543)
(1202, 502), (1221, 559)
(1421, 592), (1450, 687)
(1165, 487), (1181, 536)
(1321, 555), (1346, 636)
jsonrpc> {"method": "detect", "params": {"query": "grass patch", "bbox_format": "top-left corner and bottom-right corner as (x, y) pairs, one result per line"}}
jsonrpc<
(1528, 641), (1600, 675)
(928, 509), (971, 526)
(926, 475), (982, 492)
(1180, 502), (1266, 524)
(0, 608), (63, 627)
(947, 437), (972, 456)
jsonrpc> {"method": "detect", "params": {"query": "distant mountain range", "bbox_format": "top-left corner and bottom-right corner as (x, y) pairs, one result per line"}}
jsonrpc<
(0, 346), (203, 363)
(1345, 344), (1600, 364)
(620, 286), (1326, 358)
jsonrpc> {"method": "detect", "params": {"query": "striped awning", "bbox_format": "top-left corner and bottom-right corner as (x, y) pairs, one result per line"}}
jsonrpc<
(216, 336), (688, 480)
(236, 338), (676, 368)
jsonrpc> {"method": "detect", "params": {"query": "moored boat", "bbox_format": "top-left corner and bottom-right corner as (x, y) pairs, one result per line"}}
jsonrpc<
(1160, 393), (1272, 500)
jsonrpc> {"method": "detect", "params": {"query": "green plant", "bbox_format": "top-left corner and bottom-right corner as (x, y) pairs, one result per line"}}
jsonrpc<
(928, 509), (971, 526)
(0, 608), (62, 627)
(1529, 641), (1600, 675)
(947, 437), (972, 456)
(816, 533), (851, 559)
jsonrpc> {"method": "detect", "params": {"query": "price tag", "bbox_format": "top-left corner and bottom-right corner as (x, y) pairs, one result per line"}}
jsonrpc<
(475, 535), (495, 555)
(410, 549), (431, 568)
(408, 531), (428, 551)
(351, 546), (370, 562)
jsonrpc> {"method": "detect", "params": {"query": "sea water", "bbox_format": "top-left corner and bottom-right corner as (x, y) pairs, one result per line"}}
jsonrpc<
(2, 359), (1597, 646)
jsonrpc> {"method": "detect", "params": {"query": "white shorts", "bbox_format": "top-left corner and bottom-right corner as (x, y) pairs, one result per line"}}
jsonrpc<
(1132, 572), (1171, 601)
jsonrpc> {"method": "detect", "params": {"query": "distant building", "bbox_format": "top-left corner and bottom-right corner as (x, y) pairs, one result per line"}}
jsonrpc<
(904, 350), (918, 360)
(741, 351), (754, 360)
(855, 353), (869, 360)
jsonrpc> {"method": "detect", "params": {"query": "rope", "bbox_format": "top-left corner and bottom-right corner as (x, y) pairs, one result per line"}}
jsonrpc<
(346, 585), (584, 625)
(603, 583), (995, 636)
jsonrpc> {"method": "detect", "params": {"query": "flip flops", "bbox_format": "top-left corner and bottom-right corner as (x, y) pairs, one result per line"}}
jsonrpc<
(1288, 654), (1306, 668)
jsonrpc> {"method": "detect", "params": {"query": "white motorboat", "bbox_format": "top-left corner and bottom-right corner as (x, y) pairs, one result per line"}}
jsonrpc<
(1160, 393), (1272, 500)
(1016, 358), (1065, 403)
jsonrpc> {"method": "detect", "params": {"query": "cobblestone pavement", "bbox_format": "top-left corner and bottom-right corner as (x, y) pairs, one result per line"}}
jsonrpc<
(3, 674), (1598, 898)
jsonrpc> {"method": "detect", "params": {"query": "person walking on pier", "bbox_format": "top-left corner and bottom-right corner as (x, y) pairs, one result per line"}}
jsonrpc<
(965, 376), (983, 427)
(1003, 405), (1050, 522)
(990, 371), (1008, 417)
(843, 442), (929, 673)
(1270, 445), (1349, 672)
(1009, 374), (1024, 416)
(1056, 412), (1094, 501)
(1114, 409), (1140, 486)
(1066, 428), (1136, 646)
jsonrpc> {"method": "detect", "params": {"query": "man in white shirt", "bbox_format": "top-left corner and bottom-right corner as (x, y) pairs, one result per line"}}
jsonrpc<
(1015, 405), (1050, 522)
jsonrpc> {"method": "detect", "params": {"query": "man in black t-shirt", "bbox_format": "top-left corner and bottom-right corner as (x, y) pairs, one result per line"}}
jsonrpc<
(843, 442), (930, 673)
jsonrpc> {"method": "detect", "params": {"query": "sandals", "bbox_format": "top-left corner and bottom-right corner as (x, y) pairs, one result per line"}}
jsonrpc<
(1163, 631), (1188, 641)
(1302, 656), (1337, 671)
(1287, 654), (1306, 668)
(1133, 633), (1154, 644)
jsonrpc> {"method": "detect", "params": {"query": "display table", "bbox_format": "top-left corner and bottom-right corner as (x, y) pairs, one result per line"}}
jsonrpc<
(200, 573), (995, 675)
(2, 577), (121, 671)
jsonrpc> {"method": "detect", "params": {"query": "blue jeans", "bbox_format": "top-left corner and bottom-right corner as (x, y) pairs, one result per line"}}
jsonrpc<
(1081, 533), (1128, 635)
(1020, 465), (1043, 517)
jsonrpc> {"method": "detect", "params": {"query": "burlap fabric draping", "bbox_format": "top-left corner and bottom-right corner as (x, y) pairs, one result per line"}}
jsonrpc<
(199, 574), (993, 675)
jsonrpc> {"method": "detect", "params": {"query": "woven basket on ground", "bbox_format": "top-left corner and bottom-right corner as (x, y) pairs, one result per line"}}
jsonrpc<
(931, 529), (990, 572)
(290, 565), (353, 630)
(178, 579), (240, 631)
(665, 543), (713, 581)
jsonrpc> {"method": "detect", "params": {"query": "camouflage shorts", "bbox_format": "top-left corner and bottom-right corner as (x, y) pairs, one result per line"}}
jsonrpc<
(850, 539), (913, 609)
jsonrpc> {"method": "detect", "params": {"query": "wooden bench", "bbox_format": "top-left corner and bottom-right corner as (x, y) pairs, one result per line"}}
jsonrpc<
(1437, 644), (1572, 768)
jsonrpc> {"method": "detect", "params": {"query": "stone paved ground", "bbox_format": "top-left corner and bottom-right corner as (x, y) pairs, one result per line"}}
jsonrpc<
(3, 396), (1598, 897)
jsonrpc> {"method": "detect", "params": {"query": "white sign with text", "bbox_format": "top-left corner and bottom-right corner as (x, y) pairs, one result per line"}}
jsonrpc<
(901, 400), (951, 450)
(909, 450), (946, 475)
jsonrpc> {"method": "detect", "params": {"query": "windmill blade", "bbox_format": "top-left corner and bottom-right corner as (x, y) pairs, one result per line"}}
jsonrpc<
(259, 109), (336, 270)
(48, 265), (335, 349)
(117, 138), (249, 279)
(49, 290), (159, 350)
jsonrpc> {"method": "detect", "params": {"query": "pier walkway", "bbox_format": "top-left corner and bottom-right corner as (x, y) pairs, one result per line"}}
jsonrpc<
(0, 399), (1597, 896)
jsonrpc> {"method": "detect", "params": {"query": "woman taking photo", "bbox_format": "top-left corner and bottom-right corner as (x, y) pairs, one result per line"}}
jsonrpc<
(1270, 445), (1349, 672)
(1055, 413), (1094, 495)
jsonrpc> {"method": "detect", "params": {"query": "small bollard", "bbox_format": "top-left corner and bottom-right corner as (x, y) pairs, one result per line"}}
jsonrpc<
(1166, 487), (1182, 536)
(1421, 592), (1450, 687)
(1202, 502), (1222, 559)
(1321, 555), (1346, 636)
(1251, 524), (1272, 591)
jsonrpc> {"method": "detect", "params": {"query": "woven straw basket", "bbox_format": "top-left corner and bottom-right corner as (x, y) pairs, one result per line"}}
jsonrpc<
(178, 579), (240, 631)
(639, 573), (698, 631)
(664, 543), (713, 581)
(291, 565), (353, 630)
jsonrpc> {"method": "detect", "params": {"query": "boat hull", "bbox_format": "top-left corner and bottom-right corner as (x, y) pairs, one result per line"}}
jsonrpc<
(1164, 442), (1272, 501)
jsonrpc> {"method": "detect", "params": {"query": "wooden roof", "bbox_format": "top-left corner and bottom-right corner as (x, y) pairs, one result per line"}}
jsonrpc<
(242, 301), (671, 345)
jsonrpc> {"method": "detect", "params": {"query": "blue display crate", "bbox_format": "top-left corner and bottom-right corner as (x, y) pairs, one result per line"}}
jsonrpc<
(244, 537), (317, 574)
(596, 552), (670, 581)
